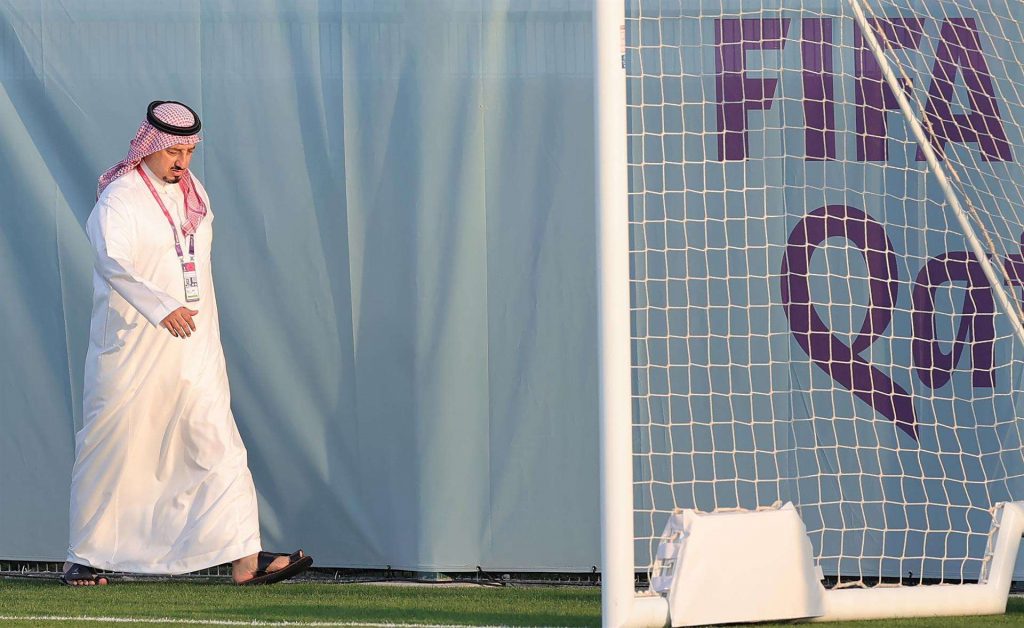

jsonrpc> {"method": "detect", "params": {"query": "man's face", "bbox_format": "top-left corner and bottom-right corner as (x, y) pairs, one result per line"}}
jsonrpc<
(142, 144), (196, 184)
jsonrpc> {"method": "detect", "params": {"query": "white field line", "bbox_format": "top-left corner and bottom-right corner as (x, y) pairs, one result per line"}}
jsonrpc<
(0, 617), (502, 628)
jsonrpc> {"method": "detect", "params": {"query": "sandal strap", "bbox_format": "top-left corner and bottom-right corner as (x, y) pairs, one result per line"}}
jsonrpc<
(256, 550), (305, 573)
(62, 563), (109, 585)
(256, 552), (276, 573)
(66, 563), (96, 579)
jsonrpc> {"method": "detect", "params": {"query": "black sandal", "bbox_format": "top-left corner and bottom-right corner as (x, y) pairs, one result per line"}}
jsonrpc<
(60, 563), (110, 586)
(237, 549), (313, 586)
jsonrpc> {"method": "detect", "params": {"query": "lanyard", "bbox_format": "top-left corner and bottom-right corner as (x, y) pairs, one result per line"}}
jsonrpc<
(137, 165), (193, 260)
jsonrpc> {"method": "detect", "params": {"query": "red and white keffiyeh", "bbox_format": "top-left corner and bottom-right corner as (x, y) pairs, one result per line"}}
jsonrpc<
(97, 101), (207, 237)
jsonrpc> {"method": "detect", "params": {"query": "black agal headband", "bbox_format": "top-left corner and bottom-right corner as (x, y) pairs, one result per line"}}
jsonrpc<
(147, 100), (202, 136)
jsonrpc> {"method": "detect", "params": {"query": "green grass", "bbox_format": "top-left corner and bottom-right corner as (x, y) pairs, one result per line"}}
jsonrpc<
(0, 578), (1021, 627)
(0, 579), (599, 627)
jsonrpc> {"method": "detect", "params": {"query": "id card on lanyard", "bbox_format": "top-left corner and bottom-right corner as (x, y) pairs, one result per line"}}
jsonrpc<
(138, 165), (200, 303)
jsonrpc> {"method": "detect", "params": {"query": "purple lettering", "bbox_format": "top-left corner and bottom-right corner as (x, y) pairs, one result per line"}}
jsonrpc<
(911, 253), (995, 389)
(855, 18), (925, 161)
(917, 18), (1013, 162)
(801, 19), (835, 160)
(781, 205), (916, 438)
(715, 18), (790, 161)
(1002, 234), (1024, 309)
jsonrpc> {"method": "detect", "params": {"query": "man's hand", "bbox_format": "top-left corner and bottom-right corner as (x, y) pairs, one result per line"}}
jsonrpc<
(161, 307), (199, 338)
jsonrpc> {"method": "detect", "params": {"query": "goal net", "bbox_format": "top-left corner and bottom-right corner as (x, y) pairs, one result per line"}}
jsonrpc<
(624, 0), (1024, 596)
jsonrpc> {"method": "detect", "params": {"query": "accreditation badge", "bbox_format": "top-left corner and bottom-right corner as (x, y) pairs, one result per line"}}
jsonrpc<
(182, 261), (201, 302)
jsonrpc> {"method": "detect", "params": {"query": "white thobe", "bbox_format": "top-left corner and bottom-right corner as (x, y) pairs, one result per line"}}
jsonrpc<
(68, 162), (261, 574)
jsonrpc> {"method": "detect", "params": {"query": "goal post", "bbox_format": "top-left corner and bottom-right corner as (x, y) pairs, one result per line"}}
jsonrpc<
(594, 1), (665, 626)
(595, 0), (1024, 625)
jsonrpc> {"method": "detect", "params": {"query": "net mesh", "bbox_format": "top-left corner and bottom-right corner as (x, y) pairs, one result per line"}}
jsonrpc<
(626, 0), (1024, 586)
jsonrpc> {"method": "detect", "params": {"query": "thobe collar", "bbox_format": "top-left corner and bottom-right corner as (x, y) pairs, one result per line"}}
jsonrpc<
(141, 160), (186, 223)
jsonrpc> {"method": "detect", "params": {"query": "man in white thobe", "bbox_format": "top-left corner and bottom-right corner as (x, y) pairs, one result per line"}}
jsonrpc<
(63, 101), (312, 586)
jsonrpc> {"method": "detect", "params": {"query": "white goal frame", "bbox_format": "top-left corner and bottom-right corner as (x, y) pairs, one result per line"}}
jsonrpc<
(593, 1), (1024, 626)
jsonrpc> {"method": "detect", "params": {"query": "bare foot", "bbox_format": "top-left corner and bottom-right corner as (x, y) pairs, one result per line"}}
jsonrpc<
(231, 551), (299, 584)
(62, 561), (108, 586)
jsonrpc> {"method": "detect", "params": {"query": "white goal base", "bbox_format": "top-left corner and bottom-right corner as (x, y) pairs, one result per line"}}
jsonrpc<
(650, 502), (824, 626)
(632, 501), (1024, 627)
(814, 501), (1024, 622)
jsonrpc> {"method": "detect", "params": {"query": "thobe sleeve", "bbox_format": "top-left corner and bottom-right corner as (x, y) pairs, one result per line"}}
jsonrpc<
(87, 193), (183, 327)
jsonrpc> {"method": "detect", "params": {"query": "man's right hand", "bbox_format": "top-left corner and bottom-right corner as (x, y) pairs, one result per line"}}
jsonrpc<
(161, 307), (199, 338)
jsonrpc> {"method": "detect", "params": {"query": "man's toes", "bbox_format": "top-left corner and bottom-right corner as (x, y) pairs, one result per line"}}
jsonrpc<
(67, 576), (106, 586)
(267, 555), (291, 573)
